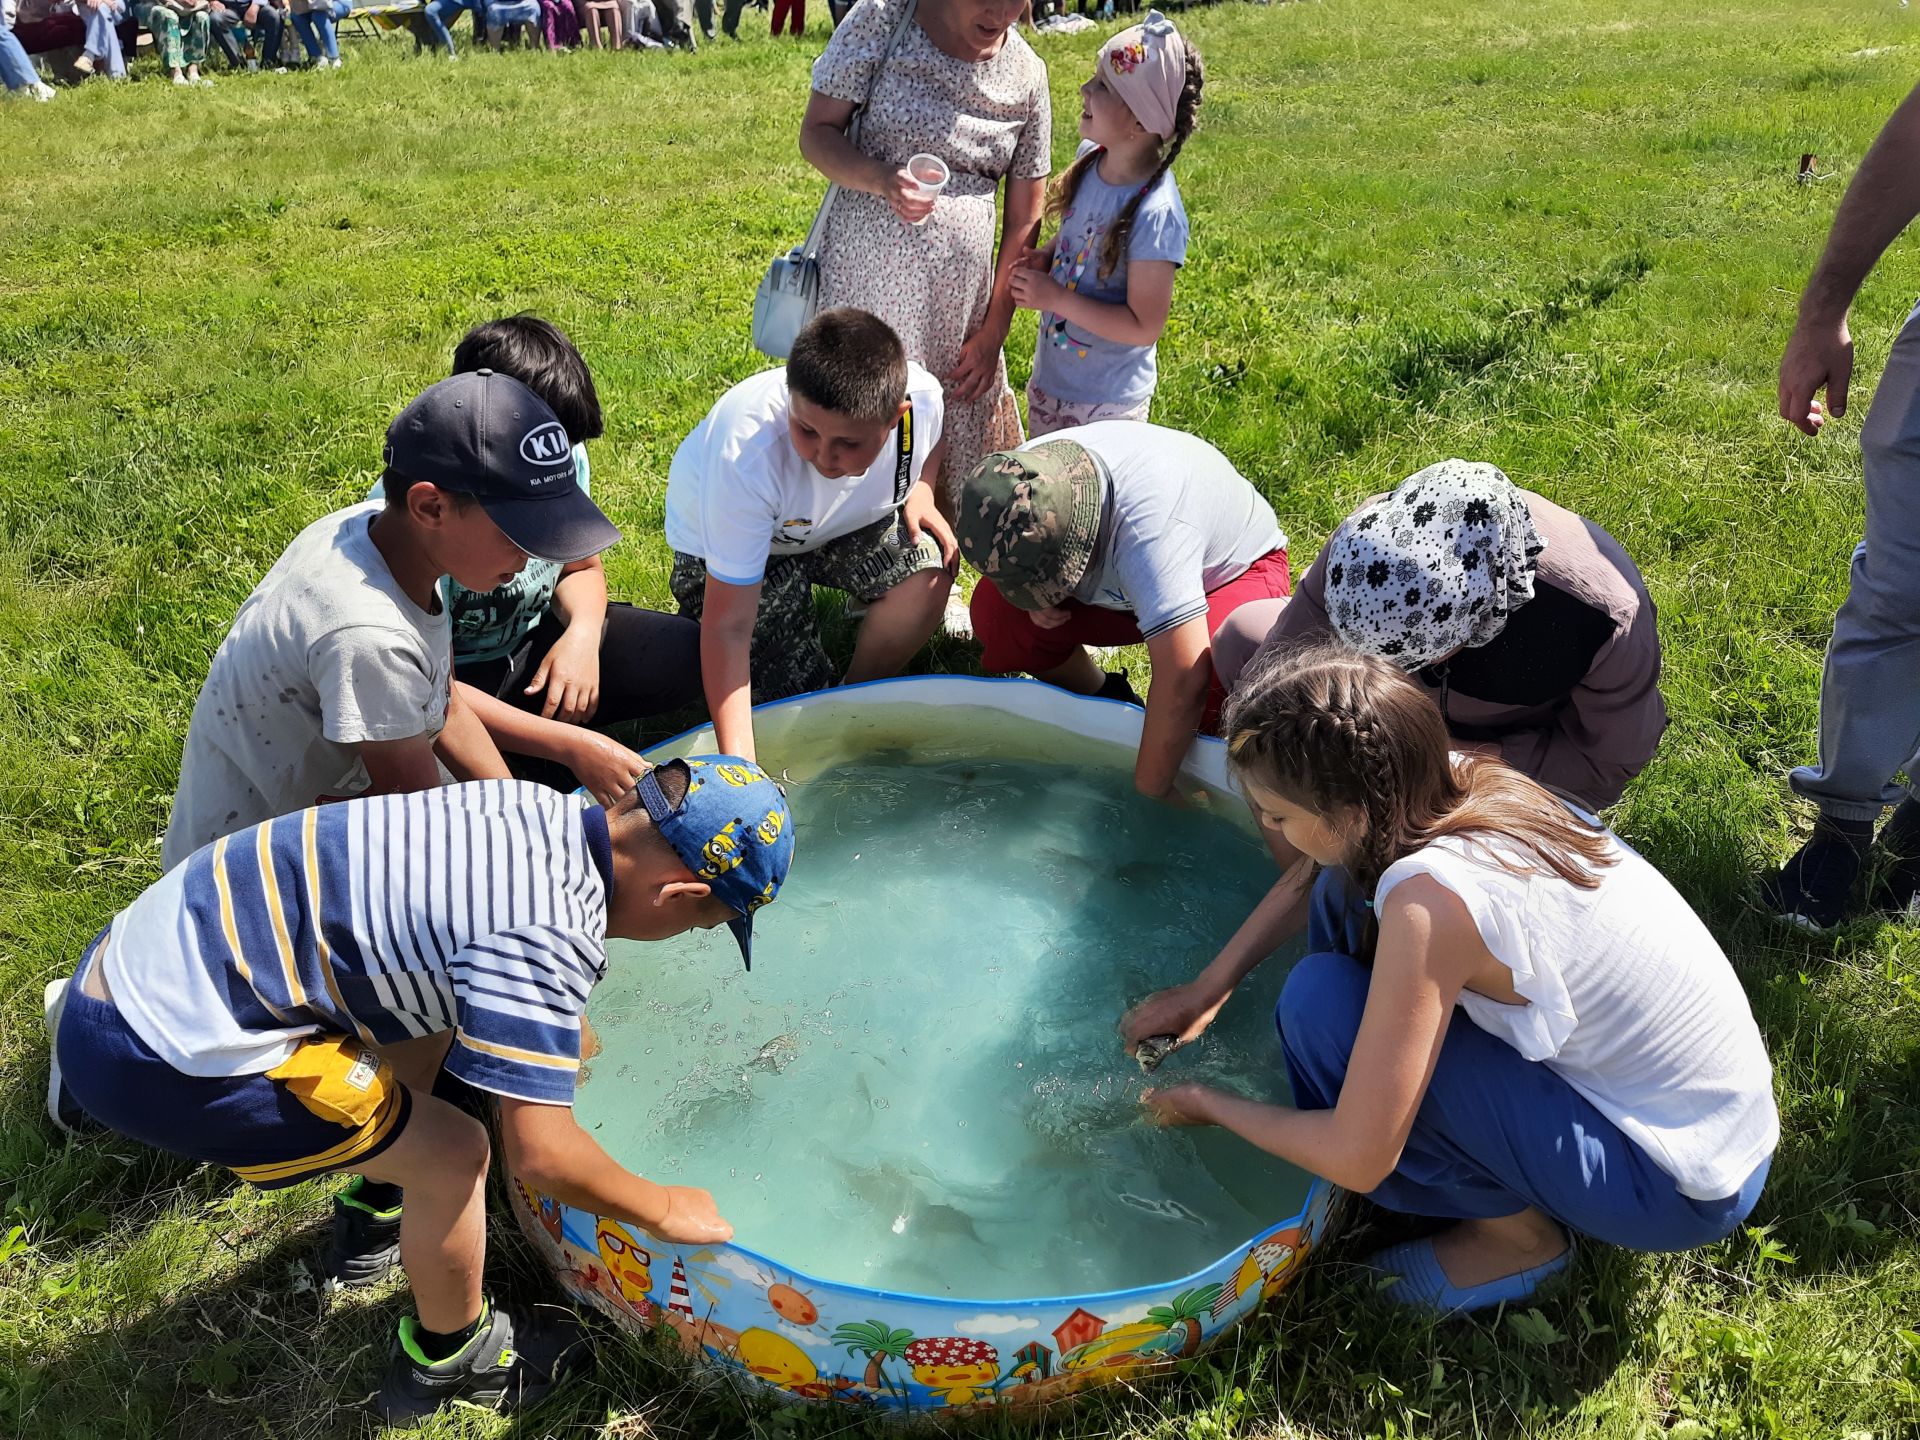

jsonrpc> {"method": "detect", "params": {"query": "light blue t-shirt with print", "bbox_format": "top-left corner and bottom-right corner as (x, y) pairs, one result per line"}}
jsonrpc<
(369, 442), (592, 666)
(1032, 141), (1190, 409)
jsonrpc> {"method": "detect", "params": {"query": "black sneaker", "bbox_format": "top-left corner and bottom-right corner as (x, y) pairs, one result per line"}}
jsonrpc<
(323, 1177), (403, 1290)
(374, 1301), (588, 1424)
(1096, 670), (1145, 707)
(1758, 834), (1863, 933)
(1864, 850), (1920, 921)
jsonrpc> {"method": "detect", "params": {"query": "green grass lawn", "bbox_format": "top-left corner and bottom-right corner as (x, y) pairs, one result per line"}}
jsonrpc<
(4, 0), (1920, 1434)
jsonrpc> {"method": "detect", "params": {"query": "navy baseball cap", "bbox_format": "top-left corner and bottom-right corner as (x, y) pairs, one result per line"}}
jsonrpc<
(383, 370), (621, 565)
(639, 757), (795, 970)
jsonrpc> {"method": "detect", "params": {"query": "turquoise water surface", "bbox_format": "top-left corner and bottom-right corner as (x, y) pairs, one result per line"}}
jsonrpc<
(579, 715), (1313, 1301)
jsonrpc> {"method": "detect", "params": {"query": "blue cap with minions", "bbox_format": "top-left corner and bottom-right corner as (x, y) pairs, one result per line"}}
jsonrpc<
(638, 756), (794, 970)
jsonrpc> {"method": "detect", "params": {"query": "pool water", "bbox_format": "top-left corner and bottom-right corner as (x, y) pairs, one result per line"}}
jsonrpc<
(578, 717), (1312, 1302)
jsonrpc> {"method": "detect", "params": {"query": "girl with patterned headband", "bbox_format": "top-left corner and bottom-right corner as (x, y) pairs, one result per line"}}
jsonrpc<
(1009, 9), (1203, 436)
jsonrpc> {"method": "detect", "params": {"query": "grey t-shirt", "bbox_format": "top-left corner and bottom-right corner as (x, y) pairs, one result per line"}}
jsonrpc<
(1031, 142), (1190, 408)
(161, 501), (453, 871)
(1019, 421), (1285, 638)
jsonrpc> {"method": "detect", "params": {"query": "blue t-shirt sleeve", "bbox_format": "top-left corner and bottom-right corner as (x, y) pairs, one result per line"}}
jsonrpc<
(1128, 182), (1189, 267)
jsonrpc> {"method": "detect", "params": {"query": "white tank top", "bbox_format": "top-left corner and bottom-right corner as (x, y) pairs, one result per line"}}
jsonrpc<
(1376, 829), (1777, 1200)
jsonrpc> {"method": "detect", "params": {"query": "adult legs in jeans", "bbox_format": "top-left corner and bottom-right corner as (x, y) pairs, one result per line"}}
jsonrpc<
(483, 0), (535, 45)
(290, 7), (330, 57)
(211, 0), (285, 66)
(1278, 871), (1770, 1269)
(0, 11), (43, 90)
(78, 0), (131, 74)
(1768, 297), (1920, 927)
(421, 0), (478, 53)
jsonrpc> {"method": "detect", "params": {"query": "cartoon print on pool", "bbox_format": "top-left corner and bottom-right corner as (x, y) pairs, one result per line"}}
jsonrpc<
(594, 1218), (657, 1315)
(1144, 1284), (1225, 1357)
(514, 1180), (563, 1245)
(734, 1328), (870, 1404)
(902, 1335), (1001, 1405)
(831, 1319), (916, 1392)
(1230, 1225), (1308, 1308)
(767, 1277), (820, 1326)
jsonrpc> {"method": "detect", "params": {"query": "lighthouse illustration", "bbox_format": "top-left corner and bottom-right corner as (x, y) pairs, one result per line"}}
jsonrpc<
(667, 1256), (696, 1318)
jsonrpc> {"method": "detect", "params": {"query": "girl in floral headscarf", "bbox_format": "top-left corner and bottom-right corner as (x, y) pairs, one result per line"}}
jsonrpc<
(1215, 460), (1668, 815)
(1009, 10), (1203, 436)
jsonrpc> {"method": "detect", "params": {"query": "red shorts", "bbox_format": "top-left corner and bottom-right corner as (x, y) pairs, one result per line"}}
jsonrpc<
(970, 547), (1291, 731)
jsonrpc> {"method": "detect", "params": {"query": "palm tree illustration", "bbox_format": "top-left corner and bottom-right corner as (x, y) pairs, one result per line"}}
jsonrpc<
(1145, 1284), (1225, 1358)
(830, 1319), (916, 1391)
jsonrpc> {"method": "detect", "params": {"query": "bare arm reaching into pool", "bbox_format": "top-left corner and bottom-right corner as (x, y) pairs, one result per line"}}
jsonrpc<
(498, 1097), (733, 1245)
(1132, 615), (1213, 800)
(1140, 876), (1480, 1191)
(1120, 854), (1315, 1054)
(1781, 79), (1920, 436)
(700, 577), (764, 763)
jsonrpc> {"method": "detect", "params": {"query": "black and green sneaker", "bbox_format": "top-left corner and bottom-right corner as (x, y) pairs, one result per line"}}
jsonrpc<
(323, 1177), (403, 1290)
(374, 1300), (588, 1424)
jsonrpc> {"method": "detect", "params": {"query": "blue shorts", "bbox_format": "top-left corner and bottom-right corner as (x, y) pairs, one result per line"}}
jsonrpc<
(57, 929), (413, 1191)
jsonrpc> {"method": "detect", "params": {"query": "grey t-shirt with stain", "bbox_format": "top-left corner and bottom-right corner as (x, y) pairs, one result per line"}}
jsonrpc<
(161, 501), (453, 871)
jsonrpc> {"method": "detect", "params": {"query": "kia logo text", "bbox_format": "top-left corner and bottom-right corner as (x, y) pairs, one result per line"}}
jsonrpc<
(520, 422), (570, 465)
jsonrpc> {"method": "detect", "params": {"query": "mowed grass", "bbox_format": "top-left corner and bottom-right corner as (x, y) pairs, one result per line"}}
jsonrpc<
(3, 0), (1920, 1435)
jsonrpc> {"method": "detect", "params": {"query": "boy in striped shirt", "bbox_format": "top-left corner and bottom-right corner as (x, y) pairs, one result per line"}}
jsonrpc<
(54, 759), (794, 1423)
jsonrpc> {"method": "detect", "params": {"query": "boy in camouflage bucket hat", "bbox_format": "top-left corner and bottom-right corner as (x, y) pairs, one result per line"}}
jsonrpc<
(959, 441), (1105, 610)
(957, 421), (1291, 801)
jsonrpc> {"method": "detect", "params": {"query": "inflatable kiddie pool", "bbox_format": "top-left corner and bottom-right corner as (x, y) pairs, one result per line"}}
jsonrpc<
(509, 676), (1339, 1415)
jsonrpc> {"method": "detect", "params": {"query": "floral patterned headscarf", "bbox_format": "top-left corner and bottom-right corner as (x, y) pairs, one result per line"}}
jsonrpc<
(1097, 10), (1188, 140)
(1322, 459), (1546, 669)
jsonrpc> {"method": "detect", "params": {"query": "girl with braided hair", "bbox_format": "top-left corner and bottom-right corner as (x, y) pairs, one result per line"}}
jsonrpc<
(1008, 10), (1200, 436)
(1125, 645), (1777, 1314)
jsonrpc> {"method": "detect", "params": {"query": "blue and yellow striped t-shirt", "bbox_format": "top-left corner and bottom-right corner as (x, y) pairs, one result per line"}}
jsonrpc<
(101, 780), (613, 1106)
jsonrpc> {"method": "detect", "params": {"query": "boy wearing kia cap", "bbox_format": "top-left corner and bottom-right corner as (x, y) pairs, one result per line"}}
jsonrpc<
(160, 370), (622, 872)
(55, 759), (795, 1421)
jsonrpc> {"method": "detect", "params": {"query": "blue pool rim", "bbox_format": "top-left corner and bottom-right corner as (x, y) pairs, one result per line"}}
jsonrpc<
(605, 672), (1329, 1315)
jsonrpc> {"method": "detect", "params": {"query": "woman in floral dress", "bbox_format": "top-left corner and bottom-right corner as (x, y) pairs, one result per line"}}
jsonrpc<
(799, 0), (1052, 517)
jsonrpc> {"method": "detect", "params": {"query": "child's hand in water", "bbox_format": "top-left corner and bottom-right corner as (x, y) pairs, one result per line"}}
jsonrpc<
(651, 1185), (734, 1246)
(1121, 980), (1230, 1054)
(1141, 1082), (1214, 1128)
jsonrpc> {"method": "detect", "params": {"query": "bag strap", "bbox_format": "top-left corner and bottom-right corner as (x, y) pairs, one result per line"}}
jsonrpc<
(890, 402), (916, 505)
(798, 0), (921, 262)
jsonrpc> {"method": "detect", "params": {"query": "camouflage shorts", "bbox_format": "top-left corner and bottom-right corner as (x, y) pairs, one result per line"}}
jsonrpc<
(670, 514), (946, 702)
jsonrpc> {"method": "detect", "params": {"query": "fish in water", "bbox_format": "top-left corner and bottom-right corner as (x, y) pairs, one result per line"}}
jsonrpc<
(748, 1033), (801, 1073)
(1134, 1035), (1180, 1075)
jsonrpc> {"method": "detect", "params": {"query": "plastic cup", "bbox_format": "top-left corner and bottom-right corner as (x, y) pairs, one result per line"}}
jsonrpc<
(903, 152), (949, 225)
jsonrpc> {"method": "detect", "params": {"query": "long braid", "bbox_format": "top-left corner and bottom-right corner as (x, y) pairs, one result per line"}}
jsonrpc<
(1043, 147), (1104, 235)
(1224, 642), (1615, 962)
(1096, 44), (1204, 281)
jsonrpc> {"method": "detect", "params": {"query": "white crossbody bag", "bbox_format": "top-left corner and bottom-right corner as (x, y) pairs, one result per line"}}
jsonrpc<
(750, 0), (920, 360)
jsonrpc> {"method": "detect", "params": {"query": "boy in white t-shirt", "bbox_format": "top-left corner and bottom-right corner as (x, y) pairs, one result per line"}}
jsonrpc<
(665, 307), (957, 761)
(161, 371), (623, 871)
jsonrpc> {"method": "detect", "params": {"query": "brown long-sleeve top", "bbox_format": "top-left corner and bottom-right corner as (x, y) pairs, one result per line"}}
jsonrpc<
(1257, 490), (1666, 812)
